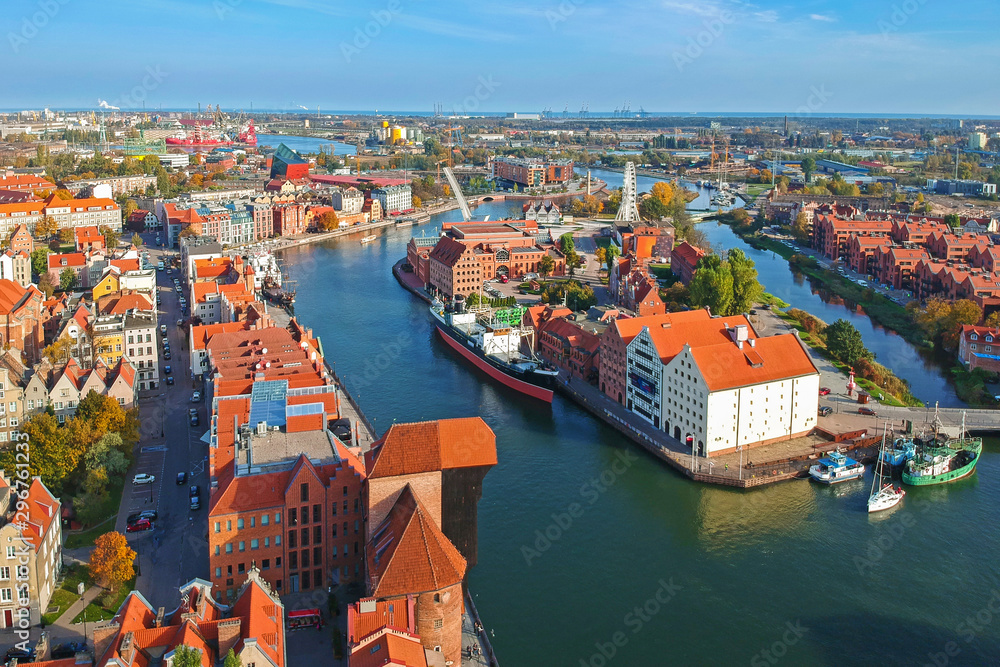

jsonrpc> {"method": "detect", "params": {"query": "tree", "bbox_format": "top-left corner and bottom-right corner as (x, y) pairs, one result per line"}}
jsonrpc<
(37, 271), (55, 298)
(944, 213), (961, 228)
(538, 255), (555, 278)
(559, 233), (575, 255)
(179, 226), (197, 239)
(944, 299), (983, 350)
(825, 319), (871, 366)
(792, 212), (811, 243)
(728, 249), (764, 314)
(412, 195), (422, 208)
(224, 648), (243, 667)
(121, 198), (138, 221)
(89, 532), (136, 593)
(594, 247), (607, 269)
(985, 311), (1000, 329)
(315, 210), (340, 232)
(85, 433), (129, 476)
(76, 390), (140, 446)
(604, 244), (620, 273)
(59, 268), (77, 291)
(689, 254), (733, 316)
(639, 195), (669, 221)
(43, 334), (73, 364)
(650, 181), (675, 206)
(58, 227), (74, 245)
(130, 233), (143, 248)
(100, 226), (120, 249)
(801, 156), (816, 183)
(35, 215), (59, 240)
(0, 413), (79, 493)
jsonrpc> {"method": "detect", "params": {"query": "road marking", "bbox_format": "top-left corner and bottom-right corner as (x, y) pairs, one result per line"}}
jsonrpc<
(141, 445), (168, 453)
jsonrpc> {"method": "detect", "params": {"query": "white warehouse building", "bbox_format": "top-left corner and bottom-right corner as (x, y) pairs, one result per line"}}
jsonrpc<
(623, 313), (820, 458)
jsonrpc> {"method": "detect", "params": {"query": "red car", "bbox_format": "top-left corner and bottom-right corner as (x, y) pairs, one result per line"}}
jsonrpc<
(819, 387), (831, 396)
(126, 518), (152, 533)
(858, 406), (877, 416)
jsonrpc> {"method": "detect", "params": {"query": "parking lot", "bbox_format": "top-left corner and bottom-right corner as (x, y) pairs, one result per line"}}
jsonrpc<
(125, 447), (167, 517)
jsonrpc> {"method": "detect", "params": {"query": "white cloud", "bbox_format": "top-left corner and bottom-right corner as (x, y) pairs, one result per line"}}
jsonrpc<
(810, 13), (836, 22)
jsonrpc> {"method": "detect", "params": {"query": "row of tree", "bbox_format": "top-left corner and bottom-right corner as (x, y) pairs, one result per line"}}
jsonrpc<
(688, 249), (764, 317)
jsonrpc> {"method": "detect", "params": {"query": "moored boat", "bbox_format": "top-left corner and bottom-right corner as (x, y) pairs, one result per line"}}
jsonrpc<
(809, 451), (865, 485)
(869, 424), (905, 513)
(360, 235), (377, 244)
(881, 435), (916, 467)
(902, 412), (982, 486)
(430, 299), (558, 402)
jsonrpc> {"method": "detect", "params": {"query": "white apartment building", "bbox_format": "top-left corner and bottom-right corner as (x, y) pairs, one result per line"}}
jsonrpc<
(373, 184), (412, 216)
(125, 310), (159, 390)
(0, 197), (121, 238)
(331, 187), (364, 215)
(0, 477), (62, 628)
(624, 316), (819, 458)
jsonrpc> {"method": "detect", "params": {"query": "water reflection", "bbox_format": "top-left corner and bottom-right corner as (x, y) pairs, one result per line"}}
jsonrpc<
(695, 482), (817, 553)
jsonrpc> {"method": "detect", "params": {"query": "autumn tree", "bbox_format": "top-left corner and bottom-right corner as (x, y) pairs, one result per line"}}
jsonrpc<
(37, 271), (55, 298)
(35, 215), (59, 240)
(412, 195), (422, 208)
(0, 413), (79, 493)
(89, 532), (136, 593)
(315, 211), (340, 232)
(792, 212), (811, 242)
(650, 181), (675, 206)
(58, 227), (74, 245)
(179, 226), (197, 239)
(100, 226), (120, 249)
(130, 233), (143, 247)
(985, 311), (1000, 328)
(76, 390), (141, 446)
(43, 334), (73, 364)
(910, 298), (983, 350)
(594, 246), (607, 269)
(121, 199), (138, 221)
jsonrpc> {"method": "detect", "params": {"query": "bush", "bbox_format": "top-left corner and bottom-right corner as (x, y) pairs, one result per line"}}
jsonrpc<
(786, 308), (825, 336)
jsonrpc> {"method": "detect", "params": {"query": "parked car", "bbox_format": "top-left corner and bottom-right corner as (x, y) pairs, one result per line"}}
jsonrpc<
(127, 510), (157, 524)
(5, 647), (36, 662)
(160, 324), (167, 335)
(164, 365), (172, 375)
(126, 518), (153, 533)
(858, 406), (877, 416)
(165, 376), (174, 385)
(162, 337), (169, 346)
(51, 642), (87, 659)
(176, 472), (187, 485)
(819, 387), (831, 396)
(818, 406), (833, 416)
(164, 350), (171, 360)
(189, 408), (199, 426)
(191, 391), (201, 403)
(132, 473), (155, 485)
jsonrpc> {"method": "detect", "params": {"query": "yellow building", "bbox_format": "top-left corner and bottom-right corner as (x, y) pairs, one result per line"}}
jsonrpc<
(92, 314), (125, 368)
(92, 271), (120, 301)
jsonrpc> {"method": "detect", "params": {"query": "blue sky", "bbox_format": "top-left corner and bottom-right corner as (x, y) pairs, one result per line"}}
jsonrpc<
(3, 0), (998, 114)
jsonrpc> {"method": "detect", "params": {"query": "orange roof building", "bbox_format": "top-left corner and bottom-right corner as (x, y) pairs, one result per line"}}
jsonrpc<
(616, 313), (820, 457)
(92, 569), (286, 667)
(0, 477), (62, 628)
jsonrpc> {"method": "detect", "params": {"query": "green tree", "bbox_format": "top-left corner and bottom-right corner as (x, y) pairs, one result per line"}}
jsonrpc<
(0, 413), (79, 493)
(944, 213), (961, 227)
(76, 390), (140, 446)
(639, 195), (669, 221)
(171, 645), (204, 667)
(59, 268), (77, 291)
(30, 247), (51, 276)
(224, 649), (243, 667)
(538, 255), (555, 278)
(728, 249), (764, 315)
(689, 254), (734, 316)
(604, 244), (620, 273)
(100, 225), (120, 249)
(801, 156), (816, 183)
(559, 233), (575, 255)
(130, 232), (143, 247)
(825, 319), (871, 366)
(85, 433), (129, 475)
(791, 212), (811, 243)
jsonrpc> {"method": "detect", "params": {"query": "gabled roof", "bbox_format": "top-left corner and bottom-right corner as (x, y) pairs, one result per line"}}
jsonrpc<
(367, 485), (467, 599)
(18, 478), (59, 550)
(48, 253), (86, 270)
(365, 418), (496, 480)
(0, 279), (38, 316)
(688, 334), (819, 391)
(427, 237), (473, 268)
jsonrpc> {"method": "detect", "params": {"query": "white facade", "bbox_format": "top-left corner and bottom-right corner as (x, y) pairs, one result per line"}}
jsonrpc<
(625, 326), (820, 457)
(331, 187), (364, 215)
(373, 185), (412, 215)
(125, 311), (159, 390)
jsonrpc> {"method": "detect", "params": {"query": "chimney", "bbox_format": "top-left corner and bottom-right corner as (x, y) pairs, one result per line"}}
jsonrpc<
(93, 623), (121, 661)
(155, 607), (165, 628)
(217, 619), (243, 658)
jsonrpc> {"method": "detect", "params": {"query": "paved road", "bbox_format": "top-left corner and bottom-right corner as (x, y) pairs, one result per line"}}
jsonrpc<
(116, 232), (210, 610)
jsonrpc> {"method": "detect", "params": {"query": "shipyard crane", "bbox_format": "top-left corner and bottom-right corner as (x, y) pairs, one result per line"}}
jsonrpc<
(443, 166), (472, 222)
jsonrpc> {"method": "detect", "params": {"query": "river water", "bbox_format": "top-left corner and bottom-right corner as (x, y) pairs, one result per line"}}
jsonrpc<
(280, 214), (1000, 666)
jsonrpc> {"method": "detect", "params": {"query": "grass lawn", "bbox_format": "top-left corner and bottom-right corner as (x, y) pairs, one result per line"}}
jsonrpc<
(746, 184), (771, 197)
(72, 577), (135, 624)
(64, 512), (118, 550)
(40, 564), (93, 625)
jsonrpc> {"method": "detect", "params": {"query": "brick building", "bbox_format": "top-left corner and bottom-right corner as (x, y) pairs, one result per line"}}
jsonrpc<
(273, 203), (306, 236)
(958, 325), (1000, 373)
(428, 237), (483, 299)
(670, 242), (705, 286)
(0, 280), (44, 365)
(7, 224), (32, 254)
(363, 418), (496, 666)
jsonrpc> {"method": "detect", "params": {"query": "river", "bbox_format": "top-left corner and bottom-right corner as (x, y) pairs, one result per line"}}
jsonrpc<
(582, 167), (963, 408)
(279, 216), (1000, 665)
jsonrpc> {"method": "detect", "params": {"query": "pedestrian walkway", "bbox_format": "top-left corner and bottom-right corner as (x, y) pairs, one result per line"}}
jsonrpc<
(46, 585), (102, 644)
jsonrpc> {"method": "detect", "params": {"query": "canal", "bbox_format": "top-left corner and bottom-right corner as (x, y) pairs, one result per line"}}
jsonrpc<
(279, 216), (1000, 665)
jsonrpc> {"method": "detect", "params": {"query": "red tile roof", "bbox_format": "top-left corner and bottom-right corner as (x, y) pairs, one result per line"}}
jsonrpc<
(19, 478), (59, 550)
(689, 335), (818, 391)
(47, 253), (86, 270)
(366, 418), (497, 479)
(366, 485), (467, 599)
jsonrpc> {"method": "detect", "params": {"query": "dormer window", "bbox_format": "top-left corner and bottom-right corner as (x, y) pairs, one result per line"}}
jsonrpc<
(971, 334), (978, 341)
(987, 336), (993, 343)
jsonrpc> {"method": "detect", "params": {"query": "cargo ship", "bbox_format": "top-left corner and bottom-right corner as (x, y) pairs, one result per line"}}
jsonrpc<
(166, 119), (257, 147)
(430, 299), (558, 402)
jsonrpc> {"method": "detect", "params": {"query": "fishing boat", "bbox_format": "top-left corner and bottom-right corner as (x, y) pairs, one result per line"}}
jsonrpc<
(881, 435), (916, 467)
(809, 450), (866, 485)
(430, 298), (559, 402)
(869, 424), (905, 513)
(360, 235), (377, 244)
(903, 413), (981, 486)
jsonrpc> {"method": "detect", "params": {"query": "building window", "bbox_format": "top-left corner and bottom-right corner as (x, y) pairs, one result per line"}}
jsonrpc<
(251, 539), (259, 550)
(237, 518), (244, 529)
(289, 508), (297, 526)
(226, 543), (233, 554)
(262, 514), (269, 526)
(331, 503), (337, 517)
(313, 504), (321, 522)
(300, 483), (309, 502)
(262, 559), (270, 570)
(314, 526), (322, 544)
(301, 506), (309, 525)
(227, 520), (232, 531)
(275, 511), (281, 524)
(0, 589), (10, 602)
(214, 522), (220, 533)
(301, 528), (309, 547)
(0, 568), (8, 581)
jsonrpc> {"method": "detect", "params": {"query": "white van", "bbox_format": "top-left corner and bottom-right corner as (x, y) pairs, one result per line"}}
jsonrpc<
(157, 261), (164, 271)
